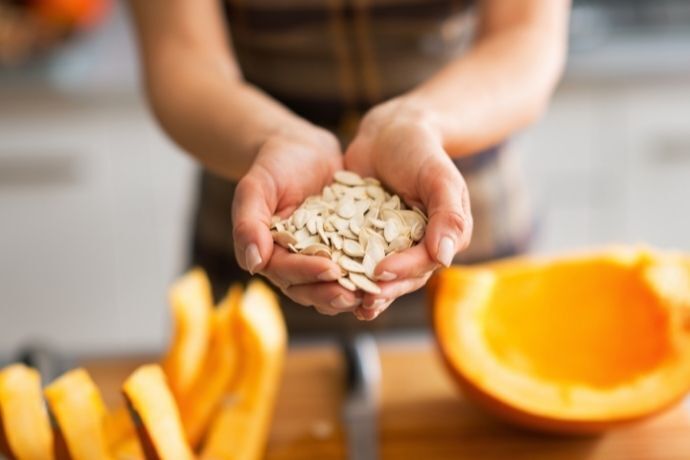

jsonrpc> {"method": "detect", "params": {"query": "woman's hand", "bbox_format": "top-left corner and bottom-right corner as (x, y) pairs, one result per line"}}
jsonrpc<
(344, 98), (473, 320)
(232, 125), (365, 316)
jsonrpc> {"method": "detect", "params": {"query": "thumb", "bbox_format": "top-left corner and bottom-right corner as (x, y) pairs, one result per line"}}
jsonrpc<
(231, 166), (277, 274)
(343, 136), (375, 178)
(420, 159), (473, 267)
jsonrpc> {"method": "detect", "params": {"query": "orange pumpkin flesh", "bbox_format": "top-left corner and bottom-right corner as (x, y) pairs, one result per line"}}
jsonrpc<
(104, 406), (143, 459)
(44, 368), (113, 460)
(162, 268), (214, 402)
(201, 281), (287, 460)
(0, 274), (287, 459)
(432, 247), (690, 434)
(122, 365), (194, 460)
(0, 364), (54, 459)
(179, 284), (242, 448)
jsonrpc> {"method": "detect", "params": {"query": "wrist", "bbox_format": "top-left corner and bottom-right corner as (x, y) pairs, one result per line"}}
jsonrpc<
(361, 96), (444, 146)
(395, 95), (444, 141)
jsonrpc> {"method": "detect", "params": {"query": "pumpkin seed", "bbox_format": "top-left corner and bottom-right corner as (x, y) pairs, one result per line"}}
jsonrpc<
(388, 236), (412, 252)
(301, 243), (331, 258)
(343, 239), (365, 258)
(338, 276), (357, 291)
(349, 273), (382, 294)
(338, 255), (366, 274)
(334, 170), (366, 186)
(337, 195), (356, 219)
(330, 233), (343, 250)
(272, 230), (297, 247)
(383, 219), (400, 243)
(270, 171), (428, 297)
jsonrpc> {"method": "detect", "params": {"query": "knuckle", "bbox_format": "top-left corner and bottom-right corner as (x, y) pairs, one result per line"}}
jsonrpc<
(232, 220), (251, 243)
(445, 210), (471, 239)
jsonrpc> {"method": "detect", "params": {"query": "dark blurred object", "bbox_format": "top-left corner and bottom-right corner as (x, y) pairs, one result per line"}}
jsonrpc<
(568, 0), (690, 81)
(16, 343), (73, 383)
(571, 0), (690, 51)
(0, 0), (111, 66)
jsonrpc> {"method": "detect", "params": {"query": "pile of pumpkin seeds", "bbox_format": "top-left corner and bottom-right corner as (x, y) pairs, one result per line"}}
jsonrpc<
(270, 171), (428, 294)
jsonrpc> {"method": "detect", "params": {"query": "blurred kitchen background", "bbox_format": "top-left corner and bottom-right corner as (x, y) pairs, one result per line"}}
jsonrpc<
(1, 0), (689, 355)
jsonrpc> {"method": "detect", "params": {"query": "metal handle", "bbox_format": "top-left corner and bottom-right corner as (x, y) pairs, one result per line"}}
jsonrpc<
(341, 334), (381, 460)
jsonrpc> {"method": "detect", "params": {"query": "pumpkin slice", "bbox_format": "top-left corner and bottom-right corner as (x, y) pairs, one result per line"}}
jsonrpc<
(432, 246), (690, 434)
(44, 368), (112, 460)
(110, 437), (144, 460)
(201, 280), (287, 460)
(122, 365), (194, 460)
(105, 406), (143, 459)
(163, 268), (214, 401)
(0, 364), (53, 459)
(180, 284), (242, 448)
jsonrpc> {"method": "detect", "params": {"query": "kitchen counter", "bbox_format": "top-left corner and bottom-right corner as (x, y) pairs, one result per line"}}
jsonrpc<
(81, 339), (690, 460)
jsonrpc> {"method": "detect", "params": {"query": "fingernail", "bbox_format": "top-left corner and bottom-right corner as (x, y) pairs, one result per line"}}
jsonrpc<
(331, 295), (361, 310)
(437, 236), (455, 267)
(364, 298), (387, 310)
(245, 244), (262, 274)
(317, 268), (341, 282)
(376, 271), (397, 282)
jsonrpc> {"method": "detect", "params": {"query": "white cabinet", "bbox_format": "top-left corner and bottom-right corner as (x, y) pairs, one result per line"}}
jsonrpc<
(517, 81), (690, 253)
(621, 84), (690, 248)
(0, 94), (196, 354)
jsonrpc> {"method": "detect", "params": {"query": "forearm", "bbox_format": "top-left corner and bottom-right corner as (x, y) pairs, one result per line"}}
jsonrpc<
(128, 0), (320, 180)
(404, 0), (570, 157)
(144, 55), (315, 180)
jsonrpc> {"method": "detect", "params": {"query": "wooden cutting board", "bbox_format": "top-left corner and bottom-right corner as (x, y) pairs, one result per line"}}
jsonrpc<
(83, 339), (690, 460)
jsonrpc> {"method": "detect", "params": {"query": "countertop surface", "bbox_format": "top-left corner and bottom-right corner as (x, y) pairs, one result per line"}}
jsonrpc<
(82, 339), (690, 460)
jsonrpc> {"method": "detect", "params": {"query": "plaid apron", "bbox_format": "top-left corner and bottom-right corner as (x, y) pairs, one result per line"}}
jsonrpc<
(190, 0), (534, 333)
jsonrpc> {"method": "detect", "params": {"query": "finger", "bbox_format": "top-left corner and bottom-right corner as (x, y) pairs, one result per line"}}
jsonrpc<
(354, 298), (394, 321)
(343, 136), (375, 177)
(260, 246), (343, 289)
(361, 274), (431, 309)
(419, 157), (473, 267)
(373, 244), (439, 282)
(285, 282), (363, 315)
(231, 165), (277, 274)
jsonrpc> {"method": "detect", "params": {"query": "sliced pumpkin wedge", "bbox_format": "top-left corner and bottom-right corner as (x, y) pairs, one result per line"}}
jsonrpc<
(0, 364), (53, 460)
(180, 284), (242, 448)
(432, 246), (690, 433)
(163, 268), (214, 401)
(122, 365), (194, 460)
(105, 406), (143, 459)
(201, 280), (287, 460)
(109, 437), (144, 460)
(44, 368), (112, 460)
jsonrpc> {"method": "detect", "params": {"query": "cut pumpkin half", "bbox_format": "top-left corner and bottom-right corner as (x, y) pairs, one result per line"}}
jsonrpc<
(431, 247), (690, 434)
(44, 368), (112, 460)
(0, 364), (53, 460)
(122, 365), (193, 460)
(163, 268), (214, 401)
(201, 280), (287, 460)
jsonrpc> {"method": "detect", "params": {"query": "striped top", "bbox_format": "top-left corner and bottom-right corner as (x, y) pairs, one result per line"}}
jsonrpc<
(223, 0), (475, 129)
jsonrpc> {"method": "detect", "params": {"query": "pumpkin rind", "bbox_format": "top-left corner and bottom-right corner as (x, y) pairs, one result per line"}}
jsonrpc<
(201, 280), (287, 460)
(0, 364), (54, 459)
(44, 368), (112, 460)
(162, 268), (214, 401)
(431, 247), (690, 434)
(122, 365), (194, 460)
(179, 284), (242, 448)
